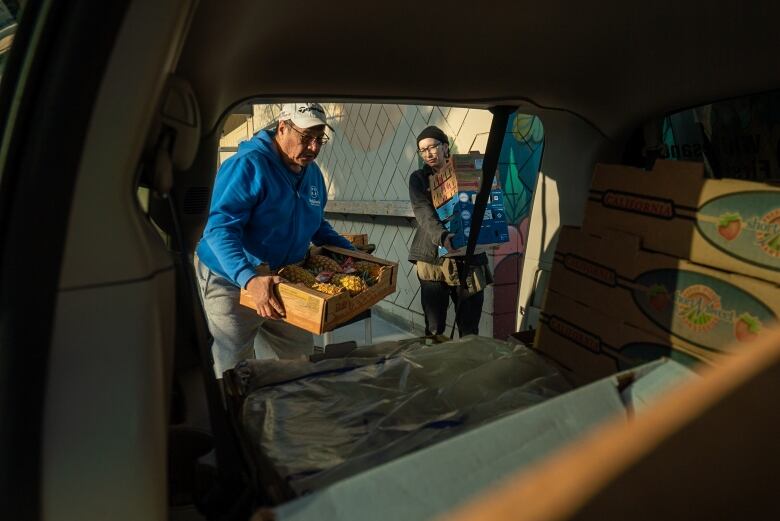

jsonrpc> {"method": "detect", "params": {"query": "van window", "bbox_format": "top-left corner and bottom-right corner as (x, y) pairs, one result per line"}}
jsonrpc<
(218, 103), (544, 340)
(0, 1), (19, 79)
(661, 90), (780, 182)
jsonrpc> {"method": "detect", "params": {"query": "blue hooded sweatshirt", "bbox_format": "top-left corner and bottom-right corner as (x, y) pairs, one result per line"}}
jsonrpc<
(195, 129), (353, 288)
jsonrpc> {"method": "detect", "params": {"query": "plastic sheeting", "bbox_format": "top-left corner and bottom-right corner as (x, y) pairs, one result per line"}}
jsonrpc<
(271, 358), (697, 521)
(236, 335), (572, 493)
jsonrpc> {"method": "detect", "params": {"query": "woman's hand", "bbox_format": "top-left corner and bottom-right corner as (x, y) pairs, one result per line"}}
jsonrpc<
(442, 233), (455, 252)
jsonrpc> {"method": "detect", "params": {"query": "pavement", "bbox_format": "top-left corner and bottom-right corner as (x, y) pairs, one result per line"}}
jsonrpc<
(314, 309), (417, 347)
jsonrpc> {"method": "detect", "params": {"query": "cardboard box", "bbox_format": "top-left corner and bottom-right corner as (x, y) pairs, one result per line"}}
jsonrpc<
(583, 160), (780, 284)
(437, 190), (510, 257)
(535, 290), (714, 385)
(451, 151), (484, 171)
(435, 188), (504, 221)
(340, 233), (368, 246)
(239, 246), (398, 334)
(428, 152), (484, 191)
(429, 153), (498, 209)
(548, 226), (780, 355)
(430, 167), (484, 209)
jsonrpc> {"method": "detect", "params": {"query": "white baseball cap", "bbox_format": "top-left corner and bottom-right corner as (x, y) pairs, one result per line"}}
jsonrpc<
(278, 102), (333, 130)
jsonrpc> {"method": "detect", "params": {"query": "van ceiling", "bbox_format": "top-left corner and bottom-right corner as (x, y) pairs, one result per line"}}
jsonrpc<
(176, 0), (780, 138)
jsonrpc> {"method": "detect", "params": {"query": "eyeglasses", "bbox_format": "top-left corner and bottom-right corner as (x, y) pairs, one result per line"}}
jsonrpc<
(417, 142), (442, 156)
(287, 123), (330, 146)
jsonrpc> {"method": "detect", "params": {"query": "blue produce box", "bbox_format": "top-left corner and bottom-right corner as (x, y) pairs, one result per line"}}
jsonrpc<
(437, 190), (510, 257)
(435, 189), (504, 221)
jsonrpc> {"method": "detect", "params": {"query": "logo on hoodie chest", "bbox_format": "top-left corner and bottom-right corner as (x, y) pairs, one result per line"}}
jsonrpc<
(308, 185), (321, 206)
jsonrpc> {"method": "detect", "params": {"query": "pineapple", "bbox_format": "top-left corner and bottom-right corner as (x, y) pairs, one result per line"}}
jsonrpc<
(352, 260), (382, 279)
(331, 273), (368, 296)
(311, 282), (344, 295)
(306, 254), (343, 274)
(277, 265), (316, 286)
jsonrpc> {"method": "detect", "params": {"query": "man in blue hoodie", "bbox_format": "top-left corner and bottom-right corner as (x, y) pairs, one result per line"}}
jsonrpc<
(194, 102), (354, 375)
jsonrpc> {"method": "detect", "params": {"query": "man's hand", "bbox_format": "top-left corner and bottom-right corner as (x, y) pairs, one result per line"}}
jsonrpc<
(246, 275), (285, 319)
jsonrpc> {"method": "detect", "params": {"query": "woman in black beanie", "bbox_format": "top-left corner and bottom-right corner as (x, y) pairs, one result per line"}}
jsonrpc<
(407, 125), (491, 337)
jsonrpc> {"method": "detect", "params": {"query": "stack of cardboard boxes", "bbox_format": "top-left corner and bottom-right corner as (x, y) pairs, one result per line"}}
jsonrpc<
(430, 152), (510, 256)
(536, 160), (780, 384)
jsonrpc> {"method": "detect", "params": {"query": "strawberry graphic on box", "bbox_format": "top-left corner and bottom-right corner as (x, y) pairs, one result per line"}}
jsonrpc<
(734, 313), (761, 343)
(717, 212), (742, 241)
(647, 284), (671, 311)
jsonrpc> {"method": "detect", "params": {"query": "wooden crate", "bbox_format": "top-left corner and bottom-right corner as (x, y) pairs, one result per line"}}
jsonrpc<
(240, 246), (397, 334)
(340, 233), (369, 246)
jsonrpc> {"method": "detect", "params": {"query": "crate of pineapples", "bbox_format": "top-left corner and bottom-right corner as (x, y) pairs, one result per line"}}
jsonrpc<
(239, 245), (398, 334)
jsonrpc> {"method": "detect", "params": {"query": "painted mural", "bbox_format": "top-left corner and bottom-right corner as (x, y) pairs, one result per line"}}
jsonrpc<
(491, 113), (545, 339)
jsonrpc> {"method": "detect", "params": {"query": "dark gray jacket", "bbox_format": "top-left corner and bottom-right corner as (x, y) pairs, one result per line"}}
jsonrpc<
(408, 166), (488, 266)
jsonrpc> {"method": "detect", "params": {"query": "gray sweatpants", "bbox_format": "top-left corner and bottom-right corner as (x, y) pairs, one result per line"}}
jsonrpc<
(194, 257), (314, 377)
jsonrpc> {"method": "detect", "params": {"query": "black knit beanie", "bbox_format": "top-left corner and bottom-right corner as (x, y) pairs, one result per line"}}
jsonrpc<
(416, 125), (449, 146)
